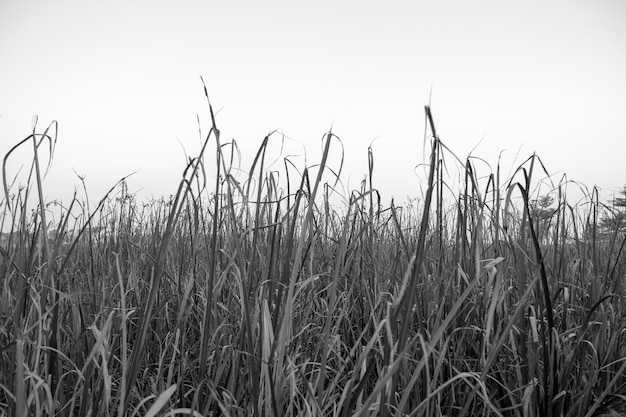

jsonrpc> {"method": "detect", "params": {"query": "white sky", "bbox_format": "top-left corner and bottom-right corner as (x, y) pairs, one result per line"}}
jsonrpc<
(1, 0), (625, 209)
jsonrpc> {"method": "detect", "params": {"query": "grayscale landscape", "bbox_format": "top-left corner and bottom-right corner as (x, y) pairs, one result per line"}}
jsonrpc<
(1, 1), (626, 416)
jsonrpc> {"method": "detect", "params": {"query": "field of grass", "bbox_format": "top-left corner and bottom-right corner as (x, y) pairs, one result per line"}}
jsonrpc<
(1, 96), (626, 416)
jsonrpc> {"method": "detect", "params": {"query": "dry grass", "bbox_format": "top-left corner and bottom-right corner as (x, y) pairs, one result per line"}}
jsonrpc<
(1, 90), (626, 416)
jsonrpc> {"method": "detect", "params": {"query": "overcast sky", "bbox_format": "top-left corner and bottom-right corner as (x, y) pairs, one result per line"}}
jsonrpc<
(1, 0), (625, 210)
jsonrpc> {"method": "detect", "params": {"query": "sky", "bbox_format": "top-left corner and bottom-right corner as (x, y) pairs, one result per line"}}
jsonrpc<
(1, 0), (626, 213)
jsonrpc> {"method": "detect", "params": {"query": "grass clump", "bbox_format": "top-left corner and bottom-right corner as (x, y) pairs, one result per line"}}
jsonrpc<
(1, 88), (626, 416)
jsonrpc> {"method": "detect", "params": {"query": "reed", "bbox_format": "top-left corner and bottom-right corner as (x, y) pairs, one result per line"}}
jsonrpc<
(1, 95), (625, 416)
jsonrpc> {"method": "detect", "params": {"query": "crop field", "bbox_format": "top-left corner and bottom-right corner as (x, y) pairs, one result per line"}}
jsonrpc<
(1, 100), (626, 416)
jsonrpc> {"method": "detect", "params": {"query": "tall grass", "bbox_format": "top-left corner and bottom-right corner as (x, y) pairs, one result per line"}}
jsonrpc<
(1, 92), (626, 416)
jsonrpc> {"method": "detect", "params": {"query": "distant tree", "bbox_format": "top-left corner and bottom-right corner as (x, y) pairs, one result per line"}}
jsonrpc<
(600, 186), (626, 235)
(530, 194), (555, 244)
(531, 195), (554, 223)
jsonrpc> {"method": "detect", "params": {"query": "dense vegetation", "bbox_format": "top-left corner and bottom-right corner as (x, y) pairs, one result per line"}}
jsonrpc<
(2, 96), (626, 416)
